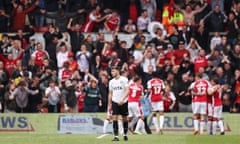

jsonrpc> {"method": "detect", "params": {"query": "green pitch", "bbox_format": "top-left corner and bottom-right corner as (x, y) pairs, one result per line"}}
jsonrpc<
(0, 133), (239, 144)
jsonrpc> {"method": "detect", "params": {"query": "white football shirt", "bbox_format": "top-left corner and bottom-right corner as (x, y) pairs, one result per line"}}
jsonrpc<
(109, 76), (129, 103)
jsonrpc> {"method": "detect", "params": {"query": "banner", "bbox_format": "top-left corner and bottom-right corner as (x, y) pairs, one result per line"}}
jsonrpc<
(0, 113), (239, 134)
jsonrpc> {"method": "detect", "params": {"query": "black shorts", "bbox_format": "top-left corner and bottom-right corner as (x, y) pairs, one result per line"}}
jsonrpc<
(112, 101), (128, 116)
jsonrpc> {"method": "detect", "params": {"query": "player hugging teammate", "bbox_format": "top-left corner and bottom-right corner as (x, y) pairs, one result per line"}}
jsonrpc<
(190, 73), (224, 135)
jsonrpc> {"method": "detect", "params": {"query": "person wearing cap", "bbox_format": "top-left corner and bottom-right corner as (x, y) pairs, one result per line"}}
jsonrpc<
(108, 66), (129, 141)
(45, 80), (61, 113)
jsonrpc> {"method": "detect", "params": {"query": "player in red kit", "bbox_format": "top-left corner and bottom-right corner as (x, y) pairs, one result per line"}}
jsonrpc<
(189, 73), (212, 135)
(147, 74), (165, 134)
(210, 77), (225, 135)
(128, 76), (145, 134)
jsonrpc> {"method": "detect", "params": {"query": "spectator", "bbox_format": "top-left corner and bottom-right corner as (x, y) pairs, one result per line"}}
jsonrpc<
(104, 10), (120, 32)
(194, 49), (208, 74)
(28, 76), (41, 112)
(0, 49), (24, 77)
(10, 81), (39, 113)
(0, 8), (10, 32)
(186, 38), (202, 61)
(140, 0), (156, 21)
(67, 18), (85, 54)
(137, 10), (151, 32)
(44, 0), (58, 24)
(76, 44), (91, 76)
(81, 5), (107, 32)
(22, 37), (36, 66)
(210, 32), (221, 51)
(31, 42), (49, 67)
(4, 82), (16, 113)
(62, 80), (77, 113)
(11, 0), (39, 31)
(56, 43), (69, 69)
(58, 61), (72, 82)
(0, 34), (11, 57)
(83, 78), (102, 112)
(178, 73), (192, 112)
(33, 0), (46, 28)
(45, 80), (61, 113)
(123, 19), (137, 33)
(226, 12), (238, 46)
(172, 41), (191, 66)
(98, 73), (109, 112)
(200, 4), (227, 32)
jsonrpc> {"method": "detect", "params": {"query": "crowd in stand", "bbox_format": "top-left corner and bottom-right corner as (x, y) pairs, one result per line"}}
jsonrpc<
(0, 0), (239, 113)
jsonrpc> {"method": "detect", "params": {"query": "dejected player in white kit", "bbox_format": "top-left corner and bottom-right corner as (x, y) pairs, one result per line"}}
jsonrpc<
(128, 76), (145, 134)
(189, 73), (212, 135)
(108, 66), (129, 141)
(147, 74), (166, 134)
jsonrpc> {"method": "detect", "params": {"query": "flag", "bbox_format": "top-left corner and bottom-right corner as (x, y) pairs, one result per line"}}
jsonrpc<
(168, 0), (175, 19)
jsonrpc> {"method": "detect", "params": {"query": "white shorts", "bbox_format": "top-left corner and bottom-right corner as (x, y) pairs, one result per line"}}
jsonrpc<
(213, 106), (223, 119)
(151, 101), (164, 112)
(128, 102), (142, 117)
(208, 103), (213, 117)
(192, 102), (207, 115)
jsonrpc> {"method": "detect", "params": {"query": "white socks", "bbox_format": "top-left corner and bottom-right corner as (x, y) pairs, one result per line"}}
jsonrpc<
(152, 116), (159, 132)
(207, 120), (212, 134)
(200, 120), (205, 134)
(159, 115), (164, 129)
(194, 119), (199, 131)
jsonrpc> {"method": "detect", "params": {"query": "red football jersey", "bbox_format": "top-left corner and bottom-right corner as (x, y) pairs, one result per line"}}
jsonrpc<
(147, 78), (165, 102)
(194, 56), (208, 74)
(61, 69), (72, 81)
(106, 14), (120, 31)
(32, 51), (48, 67)
(128, 83), (143, 103)
(190, 79), (211, 102)
(212, 90), (222, 107)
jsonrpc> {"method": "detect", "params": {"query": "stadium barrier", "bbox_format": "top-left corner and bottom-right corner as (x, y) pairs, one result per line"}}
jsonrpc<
(0, 113), (239, 135)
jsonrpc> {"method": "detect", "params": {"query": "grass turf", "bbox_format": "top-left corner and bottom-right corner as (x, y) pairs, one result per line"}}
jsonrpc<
(0, 133), (239, 144)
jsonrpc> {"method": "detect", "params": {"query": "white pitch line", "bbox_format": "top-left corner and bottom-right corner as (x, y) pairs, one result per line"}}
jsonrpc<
(96, 133), (110, 139)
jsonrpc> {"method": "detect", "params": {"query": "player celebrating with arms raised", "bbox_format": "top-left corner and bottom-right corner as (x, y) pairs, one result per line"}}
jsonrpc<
(147, 74), (166, 134)
(190, 73), (212, 135)
(108, 66), (129, 141)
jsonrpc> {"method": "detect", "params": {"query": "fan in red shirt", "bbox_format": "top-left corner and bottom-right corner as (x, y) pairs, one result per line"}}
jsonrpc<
(31, 42), (49, 67)
(58, 61), (72, 82)
(11, 1), (38, 31)
(0, 51), (24, 77)
(66, 52), (81, 80)
(81, 5), (107, 32)
(172, 41), (190, 66)
(194, 49), (208, 74)
(104, 11), (120, 32)
(147, 74), (166, 134)
(128, 76), (145, 134)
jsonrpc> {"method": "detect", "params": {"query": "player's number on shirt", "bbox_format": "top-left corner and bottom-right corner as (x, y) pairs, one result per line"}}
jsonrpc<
(131, 89), (137, 98)
(154, 86), (161, 94)
(196, 86), (206, 94)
